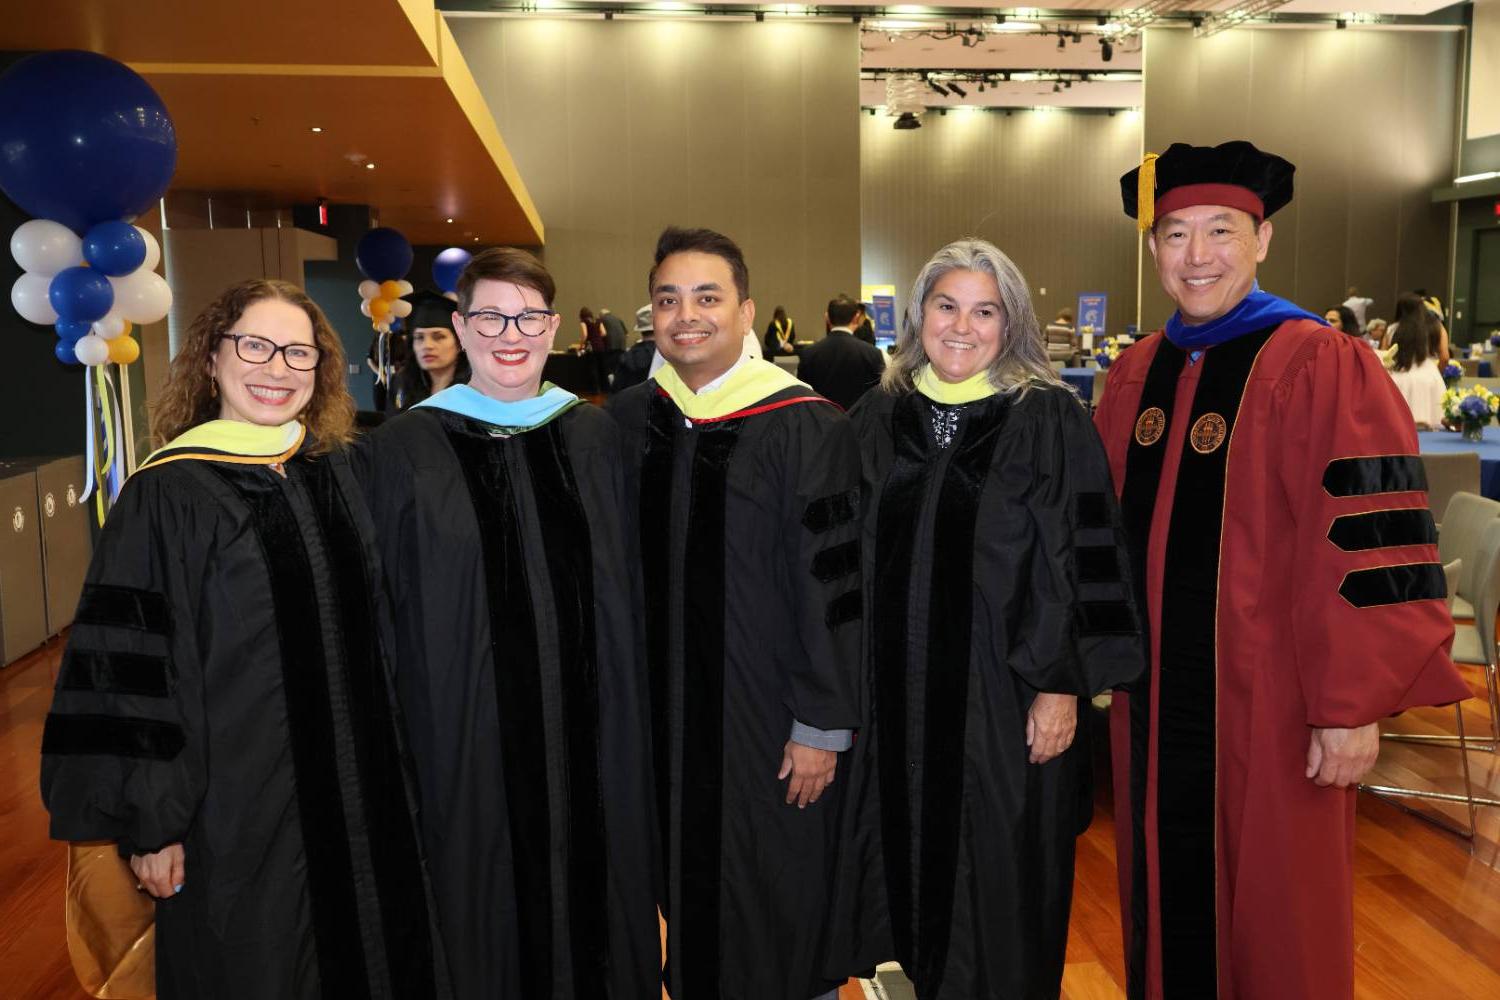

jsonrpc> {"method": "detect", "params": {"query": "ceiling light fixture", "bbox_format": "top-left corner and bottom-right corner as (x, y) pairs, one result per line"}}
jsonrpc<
(894, 111), (922, 130)
(446, 217), (454, 223)
(1101, 38), (1114, 61)
(310, 126), (323, 133)
(947, 82), (967, 98)
(365, 162), (375, 170)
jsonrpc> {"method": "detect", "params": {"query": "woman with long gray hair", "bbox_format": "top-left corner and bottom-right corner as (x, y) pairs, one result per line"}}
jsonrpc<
(830, 239), (1144, 998)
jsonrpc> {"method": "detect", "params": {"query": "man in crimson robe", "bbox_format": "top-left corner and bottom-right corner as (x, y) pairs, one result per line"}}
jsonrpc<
(1093, 140), (1470, 1000)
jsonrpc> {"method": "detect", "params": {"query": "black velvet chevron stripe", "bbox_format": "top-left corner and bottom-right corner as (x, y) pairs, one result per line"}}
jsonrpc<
(59, 649), (171, 698)
(41, 712), (185, 760)
(825, 589), (863, 628)
(1339, 563), (1446, 607)
(1327, 508), (1437, 552)
(915, 397), (1007, 995)
(1075, 545), (1123, 584)
(811, 540), (861, 583)
(802, 488), (859, 534)
(303, 459), (438, 999)
(872, 395), (931, 971)
(1075, 492), (1112, 529)
(207, 463), (372, 1000)
(640, 396), (677, 922)
(1322, 456), (1427, 497)
(74, 583), (170, 634)
(1116, 337), (1187, 1000)
(443, 423), (556, 999)
(679, 420), (740, 995)
(525, 423), (609, 993)
(1155, 326), (1276, 1000)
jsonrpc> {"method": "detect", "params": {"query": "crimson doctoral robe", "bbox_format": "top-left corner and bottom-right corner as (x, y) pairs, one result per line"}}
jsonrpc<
(1093, 319), (1469, 1000)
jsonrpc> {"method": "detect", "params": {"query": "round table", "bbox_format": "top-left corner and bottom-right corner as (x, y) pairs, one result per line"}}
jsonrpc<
(1418, 427), (1500, 500)
(1060, 366), (1096, 399)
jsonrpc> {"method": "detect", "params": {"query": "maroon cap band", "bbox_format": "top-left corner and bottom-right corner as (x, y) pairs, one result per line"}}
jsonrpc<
(1155, 183), (1265, 222)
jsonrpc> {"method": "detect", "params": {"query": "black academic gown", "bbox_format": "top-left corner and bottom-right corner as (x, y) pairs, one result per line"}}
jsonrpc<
(41, 447), (448, 1000)
(608, 380), (864, 1000)
(348, 403), (659, 1000)
(832, 384), (1144, 1000)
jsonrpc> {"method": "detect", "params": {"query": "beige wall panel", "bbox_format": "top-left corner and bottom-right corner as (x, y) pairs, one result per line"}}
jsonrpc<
(451, 18), (861, 345)
(1142, 27), (1459, 331)
(862, 108), (1142, 334)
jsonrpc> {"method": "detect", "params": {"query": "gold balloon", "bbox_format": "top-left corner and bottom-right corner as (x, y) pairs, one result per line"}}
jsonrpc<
(107, 336), (141, 365)
(379, 279), (402, 300)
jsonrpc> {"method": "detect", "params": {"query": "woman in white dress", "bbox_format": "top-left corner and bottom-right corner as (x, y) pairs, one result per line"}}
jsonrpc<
(1385, 294), (1446, 430)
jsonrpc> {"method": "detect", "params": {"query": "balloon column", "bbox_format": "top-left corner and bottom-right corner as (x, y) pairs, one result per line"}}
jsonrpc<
(0, 50), (178, 517)
(355, 227), (414, 334)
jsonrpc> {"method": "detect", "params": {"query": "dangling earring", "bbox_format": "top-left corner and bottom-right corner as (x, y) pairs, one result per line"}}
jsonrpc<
(210, 378), (218, 398)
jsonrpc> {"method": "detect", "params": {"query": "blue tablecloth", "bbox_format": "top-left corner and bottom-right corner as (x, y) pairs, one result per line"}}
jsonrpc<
(1480, 360), (1494, 378)
(1060, 366), (1096, 399)
(1418, 428), (1500, 500)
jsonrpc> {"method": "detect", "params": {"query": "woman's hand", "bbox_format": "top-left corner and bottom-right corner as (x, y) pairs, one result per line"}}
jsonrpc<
(1026, 693), (1078, 764)
(130, 843), (185, 899)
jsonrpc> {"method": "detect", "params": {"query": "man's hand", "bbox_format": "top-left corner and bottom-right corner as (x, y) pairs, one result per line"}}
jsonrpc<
(1027, 693), (1078, 764)
(778, 741), (837, 808)
(1305, 724), (1380, 788)
(130, 843), (185, 899)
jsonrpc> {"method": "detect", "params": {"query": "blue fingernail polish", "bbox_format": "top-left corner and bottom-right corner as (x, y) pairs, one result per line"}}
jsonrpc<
(173, 884), (183, 893)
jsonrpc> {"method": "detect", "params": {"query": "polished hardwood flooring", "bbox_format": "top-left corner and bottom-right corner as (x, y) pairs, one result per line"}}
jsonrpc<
(5, 639), (1500, 999)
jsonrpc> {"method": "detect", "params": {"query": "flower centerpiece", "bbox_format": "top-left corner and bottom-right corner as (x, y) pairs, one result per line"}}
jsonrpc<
(1441, 361), (1463, 387)
(1094, 336), (1120, 369)
(1442, 385), (1499, 442)
(1490, 330), (1500, 349)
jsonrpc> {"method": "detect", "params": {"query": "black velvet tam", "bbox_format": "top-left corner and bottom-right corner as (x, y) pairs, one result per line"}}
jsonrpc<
(1120, 140), (1296, 222)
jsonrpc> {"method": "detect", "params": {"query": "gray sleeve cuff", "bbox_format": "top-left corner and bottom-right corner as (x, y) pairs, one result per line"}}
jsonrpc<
(790, 721), (854, 752)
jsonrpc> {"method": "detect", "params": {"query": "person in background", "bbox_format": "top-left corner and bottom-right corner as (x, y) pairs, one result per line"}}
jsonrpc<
(1384, 293), (1451, 368)
(350, 249), (658, 998)
(610, 304), (657, 394)
(392, 289), (471, 411)
(599, 307), (629, 382)
(830, 239), (1143, 998)
(1386, 304), (1447, 430)
(853, 301), (877, 345)
(1054, 307), (1076, 329)
(1323, 305), (1363, 338)
(765, 304), (797, 357)
(1342, 286), (1374, 331)
(41, 278), (449, 999)
(797, 295), (885, 411)
(1365, 317), (1388, 346)
(367, 325), (410, 412)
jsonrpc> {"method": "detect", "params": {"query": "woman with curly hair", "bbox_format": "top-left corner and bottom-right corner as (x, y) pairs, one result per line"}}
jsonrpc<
(41, 279), (450, 1000)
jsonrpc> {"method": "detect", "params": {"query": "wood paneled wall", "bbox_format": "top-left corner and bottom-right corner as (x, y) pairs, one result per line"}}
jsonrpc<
(860, 108), (1144, 336)
(448, 19), (862, 346)
(1140, 27), (1461, 331)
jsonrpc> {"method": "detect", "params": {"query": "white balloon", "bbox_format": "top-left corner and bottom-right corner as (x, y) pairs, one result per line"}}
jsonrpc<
(10, 220), (81, 277)
(11, 272), (59, 325)
(359, 298), (372, 318)
(134, 227), (161, 272)
(74, 334), (111, 366)
(93, 313), (127, 340)
(390, 298), (413, 318)
(108, 269), (173, 325)
(395, 280), (414, 296)
(376, 321), (390, 333)
(358, 280), (380, 300)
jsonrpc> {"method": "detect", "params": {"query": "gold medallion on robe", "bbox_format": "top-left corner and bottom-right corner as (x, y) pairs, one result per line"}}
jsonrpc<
(1190, 413), (1228, 454)
(1134, 407), (1166, 446)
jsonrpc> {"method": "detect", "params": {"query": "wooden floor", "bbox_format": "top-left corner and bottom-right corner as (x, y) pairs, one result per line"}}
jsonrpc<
(5, 639), (1500, 999)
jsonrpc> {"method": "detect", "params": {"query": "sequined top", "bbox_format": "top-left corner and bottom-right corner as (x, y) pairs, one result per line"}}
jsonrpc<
(927, 400), (967, 449)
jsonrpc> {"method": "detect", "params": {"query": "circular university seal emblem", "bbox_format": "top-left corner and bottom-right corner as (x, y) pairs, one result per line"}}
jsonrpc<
(44, 492), (56, 518)
(66, 485), (78, 508)
(1191, 413), (1228, 454)
(1134, 407), (1166, 446)
(11, 507), (24, 534)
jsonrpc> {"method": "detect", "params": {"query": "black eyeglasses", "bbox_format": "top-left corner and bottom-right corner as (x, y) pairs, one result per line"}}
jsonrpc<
(219, 334), (322, 371)
(462, 309), (556, 338)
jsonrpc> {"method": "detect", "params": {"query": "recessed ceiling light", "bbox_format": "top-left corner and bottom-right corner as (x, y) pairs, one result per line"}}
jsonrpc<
(473, 237), (479, 243)
(446, 217), (454, 223)
(365, 162), (376, 170)
(310, 126), (323, 133)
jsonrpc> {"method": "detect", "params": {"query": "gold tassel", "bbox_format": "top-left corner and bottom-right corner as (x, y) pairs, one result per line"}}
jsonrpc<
(1137, 152), (1159, 233)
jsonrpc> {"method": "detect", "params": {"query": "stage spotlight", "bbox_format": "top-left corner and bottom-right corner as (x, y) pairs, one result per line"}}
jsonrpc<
(927, 77), (950, 96)
(1057, 34), (1066, 50)
(894, 112), (922, 130)
(948, 82), (967, 98)
(1101, 39), (1114, 62)
(1336, 18), (1347, 29)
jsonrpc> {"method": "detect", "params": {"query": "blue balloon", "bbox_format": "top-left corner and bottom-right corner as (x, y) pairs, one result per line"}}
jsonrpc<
(0, 51), (177, 234)
(54, 318), (93, 342)
(54, 339), (81, 365)
(83, 221), (147, 276)
(355, 227), (413, 282)
(432, 247), (474, 294)
(48, 266), (114, 323)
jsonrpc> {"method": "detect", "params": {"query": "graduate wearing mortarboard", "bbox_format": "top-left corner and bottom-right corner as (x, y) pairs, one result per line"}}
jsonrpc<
(1096, 141), (1468, 1000)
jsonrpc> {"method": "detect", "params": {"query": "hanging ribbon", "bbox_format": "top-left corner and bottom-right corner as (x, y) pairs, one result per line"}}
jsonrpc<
(79, 370), (96, 506)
